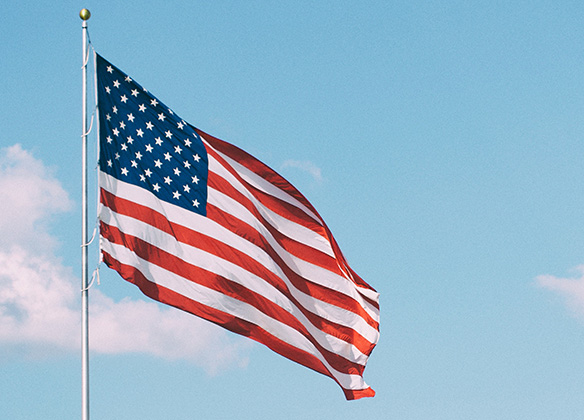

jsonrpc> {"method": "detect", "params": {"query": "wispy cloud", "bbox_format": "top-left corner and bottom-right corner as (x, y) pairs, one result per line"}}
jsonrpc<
(281, 159), (324, 184)
(536, 266), (584, 319)
(0, 144), (250, 372)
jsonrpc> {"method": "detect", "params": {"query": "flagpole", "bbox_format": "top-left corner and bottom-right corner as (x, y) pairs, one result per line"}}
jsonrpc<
(80, 8), (91, 420)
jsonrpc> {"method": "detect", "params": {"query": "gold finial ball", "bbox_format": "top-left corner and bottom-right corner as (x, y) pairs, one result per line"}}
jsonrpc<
(79, 8), (91, 20)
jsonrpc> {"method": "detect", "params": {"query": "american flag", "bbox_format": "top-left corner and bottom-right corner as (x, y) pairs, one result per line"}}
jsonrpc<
(95, 53), (380, 400)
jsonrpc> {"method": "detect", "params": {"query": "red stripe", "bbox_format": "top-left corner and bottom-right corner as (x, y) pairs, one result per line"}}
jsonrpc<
(206, 145), (326, 236)
(326, 223), (380, 297)
(101, 252), (325, 372)
(206, 203), (380, 332)
(101, 187), (379, 335)
(101, 190), (375, 355)
(202, 131), (379, 300)
(103, 250), (374, 399)
(101, 221), (367, 375)
(343, 386), (376, 400)
(198, 128), (318, 215)
(99, 198), (375, 356)
(188, 203), (377, 355)
(206, 148), (325, 234)
(208, 172), (337, 272)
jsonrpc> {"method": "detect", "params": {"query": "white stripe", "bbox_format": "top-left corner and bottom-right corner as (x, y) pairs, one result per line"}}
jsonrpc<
(99, 178), (379, 341)
(101, 238), (372, 391)
(208, 186), (381, 324)
(207, 152), (335, 258)
(202, 136), (321, 223)
(101, 203), (375, 362)
(99, 188), (379, 343)
(205, 145), (380, 321)
(100, 171), (380, 325)
(355, 285), (380, 304)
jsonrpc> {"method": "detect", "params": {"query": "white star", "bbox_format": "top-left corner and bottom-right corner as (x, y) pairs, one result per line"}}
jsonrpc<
(125, 76), (132, 83)
(174, 145), (182, 154)
(112, 128), (120, 136)
(107, 66), (114, 73)
(192, 199), (200, 207)
(115, 152), (120, 160)
(131, 89), (139, 97)
(121, 143), (128, 151)
(154, 159), (162, 168)
(135, 151), (142, 160)
(119, 121), (126, 130)
(145, 144), (153, 153)
(152, 183), (161, 192)
(165, 130), (173, 139)
(136, 128), (144, 137)
(184, 138), (192, 147)
(173, 191), (181, 199)
(107, 160), (112, 167)
(155, 137), (163, 146)
(131, 160), (138, 168)
(139, 174), (146, 182)
(120, 95), (128, 103)
(192, 175), (199, 184)
(173, 167), (181, 176)
(183, 184), (191, 193)
(144, 168), (152, 177)
(158, 113), (166, 121)
(164, 176), (172, 185)
(106, 136), (113, 143)
(126, 135), (134, 144)
(112, 106), (118, 114)
(193, 154), (201, 162)
(127, 113), (135, 122)
(121, 167), (128, 175)
(151, 98), (158, 107)
(113, 80), (120, 88)
(168, 108), (174, 115)
(146, 121), (154, 130)
(177, 121), (184, 129)
(138, 104), (146, 112)
(106, 114), (111, 121)
(164, 152), (172, 161)
(105, 86), (111, 94)
(184, 160), (191, 169)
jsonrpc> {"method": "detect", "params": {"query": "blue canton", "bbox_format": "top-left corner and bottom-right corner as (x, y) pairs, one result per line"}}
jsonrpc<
(96, 53), (208, 215)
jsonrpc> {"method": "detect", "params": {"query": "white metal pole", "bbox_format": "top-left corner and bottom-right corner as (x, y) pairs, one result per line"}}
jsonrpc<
(80, 8), (91, 420)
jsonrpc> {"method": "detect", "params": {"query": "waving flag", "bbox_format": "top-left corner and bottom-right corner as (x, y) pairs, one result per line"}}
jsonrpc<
(95, 53), (380, 400)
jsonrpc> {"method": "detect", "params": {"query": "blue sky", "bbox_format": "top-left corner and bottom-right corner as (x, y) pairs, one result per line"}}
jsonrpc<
(2, 1), (584, 419)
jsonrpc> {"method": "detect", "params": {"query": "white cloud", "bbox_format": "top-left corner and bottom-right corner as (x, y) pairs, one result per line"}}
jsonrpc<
(0, 144), (72, 253)
(536, 266), (584, 319)
(89, 289), (250, 373)
(0, 144), (250, 372)
(0, 246), (80, 354)
(281, 159), (323, 184)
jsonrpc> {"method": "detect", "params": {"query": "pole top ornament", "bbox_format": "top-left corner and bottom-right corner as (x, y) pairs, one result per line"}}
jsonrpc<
(79, 8), (91, 21)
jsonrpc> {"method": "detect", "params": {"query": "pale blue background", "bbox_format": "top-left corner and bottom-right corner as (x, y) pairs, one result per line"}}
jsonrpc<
(1, 1), (584, 419)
